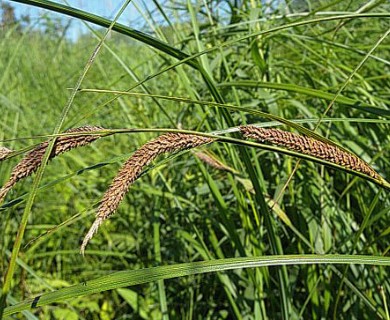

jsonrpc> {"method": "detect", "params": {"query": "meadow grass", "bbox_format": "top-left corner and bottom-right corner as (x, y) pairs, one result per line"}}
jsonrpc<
(0, 0), (390, 319)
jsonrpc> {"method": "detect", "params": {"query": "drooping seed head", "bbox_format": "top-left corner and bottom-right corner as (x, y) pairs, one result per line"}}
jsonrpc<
(0, 125), (105, 204)
(80, 132), (214, 254)
(240, 125), (380, 179)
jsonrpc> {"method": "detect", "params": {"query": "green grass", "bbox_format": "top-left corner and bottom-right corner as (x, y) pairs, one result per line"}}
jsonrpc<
(0, 0), (390, 319)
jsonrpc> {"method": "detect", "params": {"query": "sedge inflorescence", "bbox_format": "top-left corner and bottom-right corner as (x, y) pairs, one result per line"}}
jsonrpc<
(0, 126), (104, 204)
(80, 133), (214, 254)
(0, 124), (383, 255)
(239, 125), (380, 179)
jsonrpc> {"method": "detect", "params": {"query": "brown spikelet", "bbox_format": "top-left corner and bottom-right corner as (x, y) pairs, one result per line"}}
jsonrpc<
(0, 147), (13, 161)
(240, 125), (380, 179)
(81, 133), (214, 254)
(194, 151), (238, 174)
(0, 125), (104, 204)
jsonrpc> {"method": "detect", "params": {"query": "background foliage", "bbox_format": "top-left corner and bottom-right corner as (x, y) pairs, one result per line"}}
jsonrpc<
(0, 0), (389, 319)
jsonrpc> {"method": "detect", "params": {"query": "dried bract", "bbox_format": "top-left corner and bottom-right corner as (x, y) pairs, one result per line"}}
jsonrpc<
(0, 146), (13, 161)
(194, 151), (237, 174)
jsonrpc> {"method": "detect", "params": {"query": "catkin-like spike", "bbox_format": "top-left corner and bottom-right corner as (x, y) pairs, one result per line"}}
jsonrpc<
(240, 125), (380, 179)
(0, 125), (104, 203)
(0, 147), (13, 161)
(81, 133), (214, 254)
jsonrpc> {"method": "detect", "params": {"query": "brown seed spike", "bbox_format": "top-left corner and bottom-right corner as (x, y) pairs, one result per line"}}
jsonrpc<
(240, 125), (380, 179)
(0, 125), (104, 204)
(80, 133), (214, 254)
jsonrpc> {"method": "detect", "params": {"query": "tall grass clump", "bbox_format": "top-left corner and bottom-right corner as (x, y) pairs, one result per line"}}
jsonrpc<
(0, 0), (389, 319)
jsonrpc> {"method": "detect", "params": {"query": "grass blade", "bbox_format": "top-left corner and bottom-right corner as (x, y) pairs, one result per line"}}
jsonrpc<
(4, 254), (390, 317)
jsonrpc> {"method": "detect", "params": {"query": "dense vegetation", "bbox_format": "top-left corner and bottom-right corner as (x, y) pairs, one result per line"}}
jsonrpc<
(1, 0), (389, 319)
